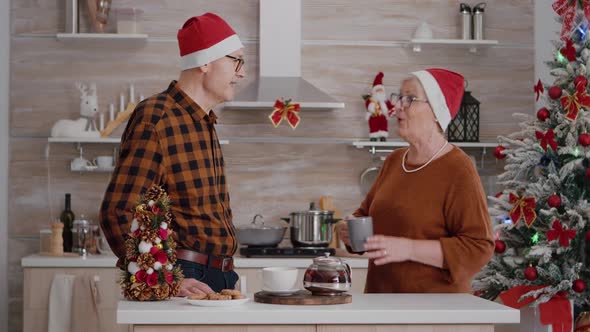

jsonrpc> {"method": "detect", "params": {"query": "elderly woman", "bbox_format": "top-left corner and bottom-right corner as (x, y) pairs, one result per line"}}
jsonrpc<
(338, 68), (494, 293)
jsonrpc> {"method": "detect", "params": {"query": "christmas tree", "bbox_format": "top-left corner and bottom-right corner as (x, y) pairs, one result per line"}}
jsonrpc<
(472, 2), (590, 319)
(120, 185), (184, 301)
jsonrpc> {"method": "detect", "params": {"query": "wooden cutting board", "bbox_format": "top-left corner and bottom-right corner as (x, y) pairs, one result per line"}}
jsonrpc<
(254, 290), (351, 305)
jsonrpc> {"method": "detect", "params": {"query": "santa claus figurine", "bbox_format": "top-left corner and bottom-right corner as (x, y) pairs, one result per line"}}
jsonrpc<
(364, 72), (395, 141)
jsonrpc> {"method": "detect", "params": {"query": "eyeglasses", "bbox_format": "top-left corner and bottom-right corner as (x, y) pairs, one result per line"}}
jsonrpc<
(390, 93), (429, 109)
(225, 55), (245, 72)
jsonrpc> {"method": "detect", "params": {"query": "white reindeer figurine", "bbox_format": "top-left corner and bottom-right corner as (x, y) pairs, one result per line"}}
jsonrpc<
(50, 82), (100, 138)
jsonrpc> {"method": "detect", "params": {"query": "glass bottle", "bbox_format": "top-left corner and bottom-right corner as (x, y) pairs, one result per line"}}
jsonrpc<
(60, 193), (75, 252)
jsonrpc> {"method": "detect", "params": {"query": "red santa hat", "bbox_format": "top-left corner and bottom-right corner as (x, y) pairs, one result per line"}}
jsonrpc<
(411, 68), (464, 131)
(177, 13), (244, 71)
(373, 72), (384, 87)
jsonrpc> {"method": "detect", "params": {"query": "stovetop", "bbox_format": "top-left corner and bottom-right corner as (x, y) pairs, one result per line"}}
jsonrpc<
(239, 246), (335, 258)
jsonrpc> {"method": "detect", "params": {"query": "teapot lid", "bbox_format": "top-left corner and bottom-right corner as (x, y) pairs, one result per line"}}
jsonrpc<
(312, 252), (343, 265)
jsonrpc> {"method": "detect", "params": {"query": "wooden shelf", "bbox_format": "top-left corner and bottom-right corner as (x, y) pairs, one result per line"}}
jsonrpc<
(352, 139), (498, 154)
(56, 33), (148, 43)
(47, 137), (229, 145)
(409, 38), (499, 53)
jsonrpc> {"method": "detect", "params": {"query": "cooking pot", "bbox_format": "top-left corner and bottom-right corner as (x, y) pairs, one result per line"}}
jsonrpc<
(235, 214), (287, 247)
(282, 210), (341, 247)
(303, 253), (351, 296)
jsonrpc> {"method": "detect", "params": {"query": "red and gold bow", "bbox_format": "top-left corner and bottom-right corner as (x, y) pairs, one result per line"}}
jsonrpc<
(553, 0), (590, 41)
(560, 81), (590, 121)
(509, 193), (537, 227)
(534, 79), (544, 101)
(269, 98), (301, 129)
(547, 220), (577, 247)
(536, 129), (558, 152)
(560, 39), (577, 61)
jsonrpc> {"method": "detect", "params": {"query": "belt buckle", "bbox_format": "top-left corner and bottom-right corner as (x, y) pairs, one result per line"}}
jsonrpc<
(221, 257), (233, 272)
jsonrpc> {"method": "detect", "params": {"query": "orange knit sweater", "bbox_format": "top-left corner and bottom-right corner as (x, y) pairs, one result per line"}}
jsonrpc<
(354, 146), (494, 293)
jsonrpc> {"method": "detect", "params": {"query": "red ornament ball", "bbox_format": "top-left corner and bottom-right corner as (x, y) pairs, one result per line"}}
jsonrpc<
(495, 240), (506, 254)
(495, 192), (503, 198)
(548, 86), (562, 99)
(537, 108), (550, 122)
(579, 133), (590, 147)
(524, 266), (538, 281)
(494, 146), (506, 160)
(548, 194), (562, 208)
(573, 279), (586, 293)
(575, 75), (588, 88)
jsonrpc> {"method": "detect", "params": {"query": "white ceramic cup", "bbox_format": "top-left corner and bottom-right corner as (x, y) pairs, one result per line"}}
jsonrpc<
(94, 156), (113, 169)
(262, 267), (299, 291)
(71, 157), (93, 171)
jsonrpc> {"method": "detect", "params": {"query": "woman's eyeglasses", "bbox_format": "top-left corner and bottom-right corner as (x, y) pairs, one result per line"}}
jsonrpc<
(390, 93), (429, 109)
(225, 55), (245, 72)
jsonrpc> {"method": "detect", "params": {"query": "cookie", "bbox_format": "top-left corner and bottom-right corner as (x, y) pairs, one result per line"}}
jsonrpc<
(220, 289), (241, 296)
(188, 293), (207, 300)
(231, 294), (246, 299)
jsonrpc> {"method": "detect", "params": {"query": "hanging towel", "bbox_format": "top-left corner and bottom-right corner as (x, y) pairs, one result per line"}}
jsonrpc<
(48, 274), (76, 332)
(71, 274), (101, 332)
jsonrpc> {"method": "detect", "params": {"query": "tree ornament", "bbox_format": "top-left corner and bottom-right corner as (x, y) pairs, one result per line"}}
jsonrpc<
(534, 79), (544, 101)
(536, 129), (558, 152)
(575, 75), (589, 88)
(560, 39), (577, 61)
(269, 98), (301, 129)
(560, 80), (590, 120)
(509, 193), (537, 227)
(494, 146), (506, 159)
(575, 311), (590, 332)
(549, 85), (562, 99)
(548, 194), (562, 208)
(580, 133), (590, 147)
(546, 220), (577, 247)
(524, 265), (538, 281)
(573, 279), (586, 293)
(495, 240), (506, 254)
(537, 107), (550, 121)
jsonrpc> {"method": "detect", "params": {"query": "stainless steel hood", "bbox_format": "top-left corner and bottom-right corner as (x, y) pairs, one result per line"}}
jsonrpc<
(223, 0), (345, 109)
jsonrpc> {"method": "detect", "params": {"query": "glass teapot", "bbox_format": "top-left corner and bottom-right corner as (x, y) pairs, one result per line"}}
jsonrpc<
(303, 253), (351, 296)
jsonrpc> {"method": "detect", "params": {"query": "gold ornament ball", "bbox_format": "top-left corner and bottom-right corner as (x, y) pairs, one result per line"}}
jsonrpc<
(157, 243), (163, 249)
(130, 275), (136, 283)
(576, 312), (590, 332)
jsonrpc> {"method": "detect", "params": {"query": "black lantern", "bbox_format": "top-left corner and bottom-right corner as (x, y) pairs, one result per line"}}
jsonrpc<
(447, 91), (480, 142)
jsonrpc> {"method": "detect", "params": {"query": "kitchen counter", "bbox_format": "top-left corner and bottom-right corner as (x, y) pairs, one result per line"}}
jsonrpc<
(117, 294), (519, 331)
(21, 254), (369, 268)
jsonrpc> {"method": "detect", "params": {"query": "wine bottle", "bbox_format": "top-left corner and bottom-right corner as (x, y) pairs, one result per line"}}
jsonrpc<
(60, 193), (75, 252)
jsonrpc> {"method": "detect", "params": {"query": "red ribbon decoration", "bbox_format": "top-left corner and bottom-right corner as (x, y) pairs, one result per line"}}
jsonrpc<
(535, 129), (558, 152)
(560, 39), (577, 61)
(553, 0), (590, 41)
(269, 98), (301, 129)
(560, 81), (590, 121)
(500, 285), (572, 332)
(547, 220), (577, 247)
(534, 79), (544, 101)
(509, 193), (537, 227)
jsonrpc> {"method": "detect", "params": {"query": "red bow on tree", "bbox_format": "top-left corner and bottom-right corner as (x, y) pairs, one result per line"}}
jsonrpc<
(269, 98), (301, 129)
(534, 79), (544, 101)
(560, 39), (577, 61)
(535, 129), (558, 152)
(509, 193), (537, 227)
(560, 80), (590, 121)
(546, 220), (577, 247)
(553, 0), (590, 41)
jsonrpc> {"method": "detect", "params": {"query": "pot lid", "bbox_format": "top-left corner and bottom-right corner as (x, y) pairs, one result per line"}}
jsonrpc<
(312, 252), (343, 266)
(236, 214), (286, 230)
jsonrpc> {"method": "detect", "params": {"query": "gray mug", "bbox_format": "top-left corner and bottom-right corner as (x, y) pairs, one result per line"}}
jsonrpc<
(347, 217), (373, 253)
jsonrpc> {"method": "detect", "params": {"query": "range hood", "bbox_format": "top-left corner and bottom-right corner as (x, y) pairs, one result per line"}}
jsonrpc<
(223, 0), (345, 109)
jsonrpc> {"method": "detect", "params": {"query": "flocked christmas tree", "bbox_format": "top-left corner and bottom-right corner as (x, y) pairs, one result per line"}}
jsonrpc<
(472, 2), (590, 321)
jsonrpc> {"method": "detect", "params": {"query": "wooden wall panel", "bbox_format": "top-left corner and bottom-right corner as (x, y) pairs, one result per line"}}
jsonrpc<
(8, 1), (534, 332)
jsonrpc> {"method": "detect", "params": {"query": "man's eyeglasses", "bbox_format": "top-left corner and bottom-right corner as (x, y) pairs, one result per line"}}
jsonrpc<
(390, 93), (429, 109)
(226, 55), (245, 72)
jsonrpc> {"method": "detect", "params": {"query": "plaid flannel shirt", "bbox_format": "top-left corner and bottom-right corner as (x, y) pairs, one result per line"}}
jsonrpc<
(100, 81), (236, 268)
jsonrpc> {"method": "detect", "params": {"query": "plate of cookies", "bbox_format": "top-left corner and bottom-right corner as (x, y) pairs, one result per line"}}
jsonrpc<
(185, 289), (249, 307)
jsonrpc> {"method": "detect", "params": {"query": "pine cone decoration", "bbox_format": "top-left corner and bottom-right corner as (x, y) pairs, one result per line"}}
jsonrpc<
(137, 253), (155, 270)
(153, 284), (170, 299)
(168, 251), (177, 264)
(140, 229), (157, 243)
(138, 213), (153, 229)
(145, 186), (165, 201)
(125, 240), (139, 260)
(165, 211), (174, 224)
(138, 286), (153, 301)
(170, 282), (181, 297)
